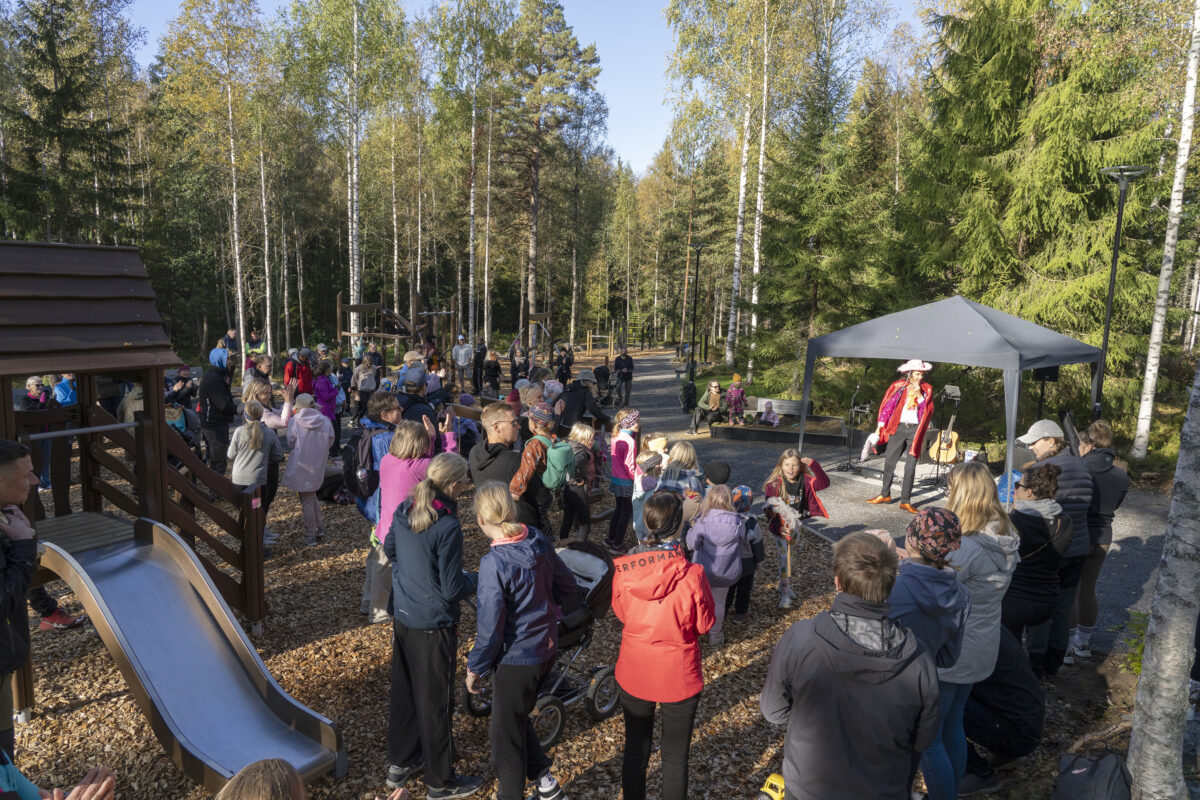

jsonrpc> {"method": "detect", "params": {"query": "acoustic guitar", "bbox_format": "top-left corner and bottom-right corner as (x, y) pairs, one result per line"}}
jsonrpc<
(928, 402), (961, 464)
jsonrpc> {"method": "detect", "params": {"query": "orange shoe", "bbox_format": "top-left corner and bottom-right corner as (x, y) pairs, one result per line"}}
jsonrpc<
(899, 503), (919, 514)
(866, 495), (892, 504)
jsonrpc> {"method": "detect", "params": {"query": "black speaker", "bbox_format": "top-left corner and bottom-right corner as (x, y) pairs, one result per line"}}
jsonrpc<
(1033, 366), (1059, 382)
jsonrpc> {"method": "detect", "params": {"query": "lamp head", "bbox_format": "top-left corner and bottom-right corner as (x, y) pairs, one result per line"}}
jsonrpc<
(1101, 165), (1150, 188)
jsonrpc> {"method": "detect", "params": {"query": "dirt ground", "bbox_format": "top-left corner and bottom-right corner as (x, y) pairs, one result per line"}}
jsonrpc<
(16, 476), (1143, 800)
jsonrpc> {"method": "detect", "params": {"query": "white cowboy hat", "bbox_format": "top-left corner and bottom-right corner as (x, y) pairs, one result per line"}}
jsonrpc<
(897, 359), (933, 373)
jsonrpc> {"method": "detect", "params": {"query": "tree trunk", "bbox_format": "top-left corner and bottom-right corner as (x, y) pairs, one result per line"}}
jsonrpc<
(1187, 252), (1200, 352)
(1132, 0), (1200, 460)
(467, 74), (478, 345)
(348, 0), (362, 335)
(1127, 356), (1200, 799)
(295, 217), (307, 346)
(748, 4), (771, 383)
(391, 113), (400, 324)
(484, 101), (493, 344)
(225, 82), (246, 352)
(416, 107), (423, 304)
(282, 213), (291, 352)
(527, 146), (540, 350)
(258, 126), (272, 357)
(724, 95), (754, 367)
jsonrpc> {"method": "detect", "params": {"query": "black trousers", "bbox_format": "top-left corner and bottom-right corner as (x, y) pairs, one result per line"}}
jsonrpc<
(330, 413), (343, 457)
(1029, 555), (1086, 677)
(201, 424), (230, 474)
(690, 407), (723, 433)
(491, 661), (554, 800)
(880, 422), (919, 502)
(607, 496), (633, 551)
(725, 559), (756, 615)
(472, 365), (483, 394)
(234, 461), (280, 523)
(618, 378), (632, 407)
(28, 585), (57, 617)
(354, 390), (374, 423)
(388, 621), (458, 788)
(1000, 593), (1055, 642)
(619, 684), (700, 800)
(559, 484), (591, 541)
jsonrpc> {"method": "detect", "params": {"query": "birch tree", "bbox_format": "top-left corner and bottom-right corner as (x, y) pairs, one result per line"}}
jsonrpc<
(1132, 0), (1200, 461)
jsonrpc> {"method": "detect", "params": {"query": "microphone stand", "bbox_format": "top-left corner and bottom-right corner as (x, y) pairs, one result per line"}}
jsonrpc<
(838, 365), (871, 472)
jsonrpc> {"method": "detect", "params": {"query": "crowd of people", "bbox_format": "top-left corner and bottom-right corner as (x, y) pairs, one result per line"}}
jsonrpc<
(2, 334), (1146, 800)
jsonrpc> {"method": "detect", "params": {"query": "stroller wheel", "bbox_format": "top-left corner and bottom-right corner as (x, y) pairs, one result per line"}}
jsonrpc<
(533, 695), (566, 748)
(584, 665), (620, 720)
(459, 680), (492, 717)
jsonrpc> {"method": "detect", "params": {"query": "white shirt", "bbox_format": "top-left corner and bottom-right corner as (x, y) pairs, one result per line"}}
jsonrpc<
(452, 343), (473, 367)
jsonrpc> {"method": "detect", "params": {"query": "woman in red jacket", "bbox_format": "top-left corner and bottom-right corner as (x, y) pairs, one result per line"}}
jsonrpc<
(868, 359), (934, 513)
(612, 491), (715, 800)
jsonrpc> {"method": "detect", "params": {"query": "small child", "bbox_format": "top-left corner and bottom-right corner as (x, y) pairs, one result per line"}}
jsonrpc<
(560, 422), (597, 541)
(685, 485), (746, 646)
(632, 433), (668, 541)
(282, 394), (335, 545)
(726, 485), (764, 624)
(509, 402), (559, 535)
(763, 448), (829, 608)
(227, 400), (284, 554)
(606, 408), (641, 555)
(726, 374), (747, 425)
(759, 400), (780, 427)
(887, 510), (970, 669)
(467, 482), (576, 800)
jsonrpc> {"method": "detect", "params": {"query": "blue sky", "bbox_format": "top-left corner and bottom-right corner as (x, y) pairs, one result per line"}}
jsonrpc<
(128, 0), (920, 174)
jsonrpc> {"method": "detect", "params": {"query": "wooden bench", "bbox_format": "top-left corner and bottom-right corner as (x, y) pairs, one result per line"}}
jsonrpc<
(755, 397), (811, 416)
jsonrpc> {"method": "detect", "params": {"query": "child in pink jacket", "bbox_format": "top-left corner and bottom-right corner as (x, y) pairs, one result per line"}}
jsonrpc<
(282, 394), (334, 545)
(606, 408), (641, 555)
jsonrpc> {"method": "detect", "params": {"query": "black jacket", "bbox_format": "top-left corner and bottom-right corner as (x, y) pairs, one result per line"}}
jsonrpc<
(1005, 502), (1071, 604)
(761, 593), (939, 800)
(164, 376), (198, 407)
(614, 354), (634, 381)
(0, 535), (36, 675)
(559, 381), (610, 430)
(469, 440), (540, 528)
(1040, 450), (1093, 559)
(198, 367), (235, 427)
(1082, 447), (1129, 546)
(483, 360), (502, 386)
(474, 345), (488, 369)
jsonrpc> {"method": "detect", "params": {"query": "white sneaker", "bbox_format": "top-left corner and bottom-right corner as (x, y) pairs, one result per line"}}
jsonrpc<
(709, 631), (725, 646)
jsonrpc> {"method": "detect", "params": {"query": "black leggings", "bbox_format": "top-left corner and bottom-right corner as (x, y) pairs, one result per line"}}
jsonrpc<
(608, 495), (633, 551)
(725, 560), (756, 615)
(619, 685), (700, 800)
(491, 661), (554, 800)
(354, 390), (374, 423)
(559, 484), (591, 541)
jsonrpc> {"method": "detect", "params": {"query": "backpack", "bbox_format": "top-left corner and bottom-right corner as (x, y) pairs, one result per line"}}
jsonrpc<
(342, 428), (389, 499)
(532, 434), (576, 490)
(680, 381), (697, 413)
(1050, 753), (1131, 800)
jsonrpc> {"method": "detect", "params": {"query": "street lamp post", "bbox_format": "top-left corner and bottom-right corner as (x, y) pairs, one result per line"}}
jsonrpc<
(689, 241), (705, 382)
(1093, 165), (1150, 420)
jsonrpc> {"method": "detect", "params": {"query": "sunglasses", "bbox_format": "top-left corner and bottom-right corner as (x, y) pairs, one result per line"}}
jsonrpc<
(1014, 482), (1027, 490)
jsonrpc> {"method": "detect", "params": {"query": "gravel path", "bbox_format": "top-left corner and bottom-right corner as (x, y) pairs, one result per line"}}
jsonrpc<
(627, 351), (1170, 653)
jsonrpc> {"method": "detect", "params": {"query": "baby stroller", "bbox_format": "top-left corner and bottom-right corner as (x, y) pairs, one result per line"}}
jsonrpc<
(597, 372), (623, 410)
(460, 541), (619, 748)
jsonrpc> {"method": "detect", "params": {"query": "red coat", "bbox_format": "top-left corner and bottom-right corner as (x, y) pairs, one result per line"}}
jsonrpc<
(284, 359), (314, 396)
(764, 460), (830, 539)
(877, 379), (934, 459)
(612, 544), (715, 702)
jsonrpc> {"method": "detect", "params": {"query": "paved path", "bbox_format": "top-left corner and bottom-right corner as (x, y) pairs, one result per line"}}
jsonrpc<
(627, 351), (1170, 652)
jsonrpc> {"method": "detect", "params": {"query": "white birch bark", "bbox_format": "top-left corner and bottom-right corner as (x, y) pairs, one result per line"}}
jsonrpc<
(226, 82), (247, 351)
(295, 218), (306, 345)
(282, 213), (291, 351)
(258, 126), (272, 357)
(1127, 353), (1200, 799)
(348, 0), (362, 335)
(748, 1), (771, 382)
(391, 113), (400, 321)
(724, 96), (753, 366)
(1132, 0), (1200, 460)
(467, 71), (478, 344)
(484, 102), (493, 344)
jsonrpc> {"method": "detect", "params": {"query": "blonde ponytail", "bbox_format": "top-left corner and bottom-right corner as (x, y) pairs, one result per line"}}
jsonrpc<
(474, 481), (524, 538)
(407, 452), (469, 533)
(243, 400), (265, 452)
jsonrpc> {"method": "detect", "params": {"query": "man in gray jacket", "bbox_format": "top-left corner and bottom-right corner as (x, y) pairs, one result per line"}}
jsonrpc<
(761, 531), (940, 800)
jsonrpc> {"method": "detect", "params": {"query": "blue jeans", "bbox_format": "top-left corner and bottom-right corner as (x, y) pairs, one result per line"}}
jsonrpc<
(921, 680), (971, 800)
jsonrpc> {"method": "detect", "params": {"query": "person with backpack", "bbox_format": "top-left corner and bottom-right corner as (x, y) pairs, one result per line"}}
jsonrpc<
(466, 483), (577, 800)
(284, 348), (315, 396)
(559, 423), (599, 541)
(685, 485), (746, 647)
(509, 402), (570, 536)
(282, 394), (334, 546)
(366, 419), (458, 624)
(351, 356), (379, 426)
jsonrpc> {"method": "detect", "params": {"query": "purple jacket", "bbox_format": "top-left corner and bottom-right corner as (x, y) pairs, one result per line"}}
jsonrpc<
(313, 375), (339, 421)
(686, 508), (745, 588)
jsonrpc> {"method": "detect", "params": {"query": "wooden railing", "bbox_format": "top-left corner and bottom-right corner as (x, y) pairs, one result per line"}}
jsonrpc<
(85, 405), (266, 625)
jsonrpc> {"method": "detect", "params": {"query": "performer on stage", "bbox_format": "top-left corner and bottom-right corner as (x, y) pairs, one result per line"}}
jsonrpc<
(867, 359), (934, 513)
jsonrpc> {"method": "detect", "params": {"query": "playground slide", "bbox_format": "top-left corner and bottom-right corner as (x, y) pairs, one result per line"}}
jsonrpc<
(37, 518), (347, 794)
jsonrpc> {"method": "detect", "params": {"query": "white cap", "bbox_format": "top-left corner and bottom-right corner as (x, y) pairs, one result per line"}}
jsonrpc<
(897, 359), (933, 373)
(1017, 419), (1065, 444)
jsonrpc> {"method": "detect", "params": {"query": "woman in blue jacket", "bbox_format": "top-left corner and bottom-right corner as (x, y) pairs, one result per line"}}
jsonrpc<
(466, 482), (579, 800)
(383, 452), (480, 799)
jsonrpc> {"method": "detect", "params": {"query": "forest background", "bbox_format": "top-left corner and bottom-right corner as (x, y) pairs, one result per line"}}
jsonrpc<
(1, 0), (1198, 470)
